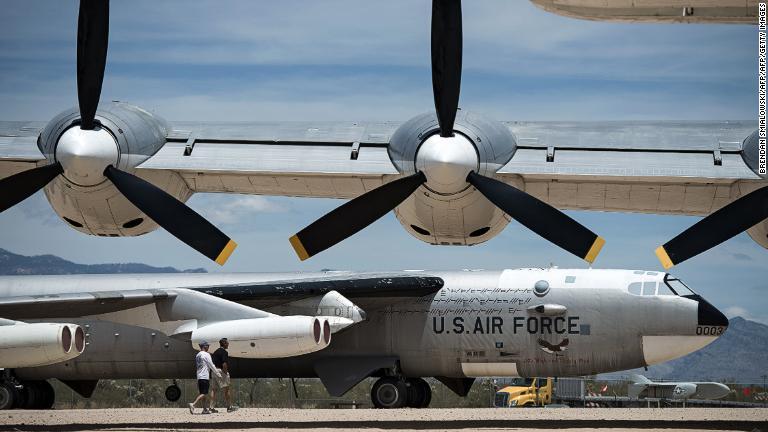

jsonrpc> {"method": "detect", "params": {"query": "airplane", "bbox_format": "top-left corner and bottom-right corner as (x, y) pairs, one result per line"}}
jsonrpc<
(0, 1), (765, 269)
(628, 374), (731, 401)
(529, 0), (758, 24)
(0, 267), (728, 409)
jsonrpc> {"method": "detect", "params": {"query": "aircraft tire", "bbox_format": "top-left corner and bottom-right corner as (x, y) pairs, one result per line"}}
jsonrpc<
(0, 382), (19, 410)
(405, 378), (432, 408)
(36, 381), (55, 409)
(165, 384), (182, 402)
(371, 377), (408, 408)
(417, 379), (432, 408)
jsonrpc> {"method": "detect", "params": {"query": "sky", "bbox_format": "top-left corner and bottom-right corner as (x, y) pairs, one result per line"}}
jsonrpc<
(0, 1), (765, 322)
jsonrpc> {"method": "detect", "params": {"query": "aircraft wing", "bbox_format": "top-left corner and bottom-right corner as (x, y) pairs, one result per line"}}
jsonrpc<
(0, 273), (443, 321)
(136, 121), (402, 199)
(0, 122), (47, 178)
(498, 121), (761, 217)
(1, 120), (760, 217)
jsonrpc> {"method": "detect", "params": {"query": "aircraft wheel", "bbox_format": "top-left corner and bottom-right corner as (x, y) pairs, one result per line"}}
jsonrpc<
(406, 378), (431, 408)
(165, 384), (182, 402)
(0, 382), (19, 410)
(36, 381), (55, 409)
(417, 379), (432, 408)
(371, 377), (408, 408)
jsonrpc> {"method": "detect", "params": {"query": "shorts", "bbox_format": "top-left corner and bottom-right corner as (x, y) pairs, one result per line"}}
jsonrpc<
(212, 369), (231, 389)
(197, 379), (210, 395)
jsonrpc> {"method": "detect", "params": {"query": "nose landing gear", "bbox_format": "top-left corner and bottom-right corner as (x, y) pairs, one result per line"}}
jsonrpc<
(370, 377), (432, 408)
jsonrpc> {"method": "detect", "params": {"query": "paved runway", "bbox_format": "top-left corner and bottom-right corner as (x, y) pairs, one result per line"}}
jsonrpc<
(1, 408), (767, 431)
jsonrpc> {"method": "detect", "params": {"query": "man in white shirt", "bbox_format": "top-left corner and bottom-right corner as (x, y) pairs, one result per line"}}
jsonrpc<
(188, 341), (222, 414)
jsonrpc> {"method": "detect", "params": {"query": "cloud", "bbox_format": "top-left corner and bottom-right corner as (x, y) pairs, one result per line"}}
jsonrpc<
(196, 196), (287, 225)
(724, 306), (768, 325)
(732, 252), (753, 262)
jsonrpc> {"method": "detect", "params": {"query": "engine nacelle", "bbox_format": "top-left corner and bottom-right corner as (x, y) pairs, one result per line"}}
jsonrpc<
(741, 130), (768, 249)
(191, 316), (331, 359)
(37, 101), (191, 237)
(388, 110), (517, 245)
(0, 322), (85, 368)
(671, 383), (697, 400)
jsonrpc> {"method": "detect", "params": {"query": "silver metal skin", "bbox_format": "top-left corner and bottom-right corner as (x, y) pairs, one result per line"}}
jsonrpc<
(0, 115), (765, 249)
(529, 0), (757, 24)
(416, 133), (478, 195)
(55, 126), (118, 187)
(0, 269), (727, 393)
(33, 102), (191, 237)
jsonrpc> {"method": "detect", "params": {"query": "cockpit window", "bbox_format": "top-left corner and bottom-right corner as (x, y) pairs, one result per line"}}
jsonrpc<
(642, 282), (657, 296)
(628, 282), (642, 295)
(663, 274), (696, 296)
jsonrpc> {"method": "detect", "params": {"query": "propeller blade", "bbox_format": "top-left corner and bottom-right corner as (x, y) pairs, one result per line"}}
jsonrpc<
(0, 163), (63, 213)
(103, 166), (237, 265)
(77, 0), (110, 130)
(431, 0), (462, 137)
(290, 172), (427, 260)
(655, 185), (768, 269)
(467, 171), (605, 263)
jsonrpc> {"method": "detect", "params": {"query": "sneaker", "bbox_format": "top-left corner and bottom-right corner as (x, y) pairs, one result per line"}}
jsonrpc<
(209, 408), (219, 413)
(188, 403), (195, 414)
(201, 408), (211, 415)
(227, 405), (239, 412)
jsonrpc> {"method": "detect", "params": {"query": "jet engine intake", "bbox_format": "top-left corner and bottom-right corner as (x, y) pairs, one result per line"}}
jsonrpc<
(191, 316), (331, 359)
(0, 322), (85, 368)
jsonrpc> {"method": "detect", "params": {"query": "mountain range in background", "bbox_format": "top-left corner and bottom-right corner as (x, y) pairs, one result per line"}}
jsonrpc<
(0, 248), (764, 383)
(0, 248), (206, 274)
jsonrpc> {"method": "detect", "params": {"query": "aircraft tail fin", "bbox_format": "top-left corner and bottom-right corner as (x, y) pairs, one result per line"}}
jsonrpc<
(628, 374), (651, 399)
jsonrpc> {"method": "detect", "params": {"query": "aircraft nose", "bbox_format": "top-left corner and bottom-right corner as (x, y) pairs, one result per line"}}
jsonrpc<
(693, 295), (729, 328)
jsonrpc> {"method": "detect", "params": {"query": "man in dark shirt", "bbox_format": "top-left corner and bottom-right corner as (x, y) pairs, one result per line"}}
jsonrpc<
(211, 338), (238, 412)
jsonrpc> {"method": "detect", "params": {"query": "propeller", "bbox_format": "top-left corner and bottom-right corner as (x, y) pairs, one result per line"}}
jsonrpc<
(77, 0), (109, 131)
(655, 185), (768, 269)
(289, 0), (604, 263)
(290, 173), (426, 260)
(0, 163), (63, 213)
(0, 0), (237, 265)
(467, 172), (605, 263)
(431, 0), (462, 138)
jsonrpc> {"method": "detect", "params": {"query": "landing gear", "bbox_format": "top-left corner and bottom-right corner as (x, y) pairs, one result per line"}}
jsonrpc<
(0, 380), (55, 410)
(0, 382), (19, 410)
(371, 377), (432, 409)
(165, 382), (181, 402)
(371, 377), (408, 408)
(406, 378), (432, 408)
(20, 381), (55, 409)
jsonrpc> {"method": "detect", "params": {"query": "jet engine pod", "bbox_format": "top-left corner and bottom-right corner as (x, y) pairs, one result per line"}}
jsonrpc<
(0, 322), (85, 368)
(191, 316), (331, 359)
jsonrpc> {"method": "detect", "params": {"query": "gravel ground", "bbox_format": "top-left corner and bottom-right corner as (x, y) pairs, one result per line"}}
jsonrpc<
(1, 408), (767, 432)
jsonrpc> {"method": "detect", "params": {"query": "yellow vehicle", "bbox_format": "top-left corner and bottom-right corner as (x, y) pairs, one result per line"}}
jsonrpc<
(494, 378), (553, 407)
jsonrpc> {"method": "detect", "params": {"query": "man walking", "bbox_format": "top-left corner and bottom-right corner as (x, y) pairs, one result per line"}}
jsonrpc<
(188, 341), (221, 414)
(211, 338), (239, 412)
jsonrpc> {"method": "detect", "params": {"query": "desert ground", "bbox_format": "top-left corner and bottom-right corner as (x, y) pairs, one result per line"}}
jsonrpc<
(1, 407), (767, 432)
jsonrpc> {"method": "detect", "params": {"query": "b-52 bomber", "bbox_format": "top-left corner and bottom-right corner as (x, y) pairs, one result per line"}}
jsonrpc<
(0, 267), (728, 409)
(0, 0), (765, 269)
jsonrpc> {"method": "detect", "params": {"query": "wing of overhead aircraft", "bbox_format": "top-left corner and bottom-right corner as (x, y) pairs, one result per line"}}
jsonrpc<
(529, 0), (758, 24)
(1, 0), (765, 268)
